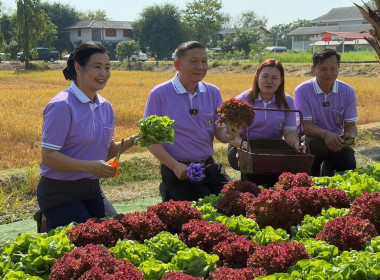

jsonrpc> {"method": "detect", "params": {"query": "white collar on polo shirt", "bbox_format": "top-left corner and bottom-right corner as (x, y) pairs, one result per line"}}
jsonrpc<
(312, 78), (338, 95)
(257, 93), (276, 105)
(69, 81), (106, 106)
(172, 74), (206, 95)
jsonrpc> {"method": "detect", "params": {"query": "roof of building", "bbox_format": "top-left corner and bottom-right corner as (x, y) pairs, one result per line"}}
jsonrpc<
(287, 24), (372, 36)
(311, 6), (367, 23)
(66, 20), (133, 29)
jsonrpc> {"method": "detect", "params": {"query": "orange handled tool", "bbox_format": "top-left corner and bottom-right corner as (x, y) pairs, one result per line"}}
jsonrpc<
(109, 138), (124, 177)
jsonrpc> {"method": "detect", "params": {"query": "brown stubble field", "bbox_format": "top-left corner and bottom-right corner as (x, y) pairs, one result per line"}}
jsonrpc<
(0, 69), (380, 170)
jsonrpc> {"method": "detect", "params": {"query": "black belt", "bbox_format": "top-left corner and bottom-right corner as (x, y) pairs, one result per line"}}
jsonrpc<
(179, 156), (214, 165)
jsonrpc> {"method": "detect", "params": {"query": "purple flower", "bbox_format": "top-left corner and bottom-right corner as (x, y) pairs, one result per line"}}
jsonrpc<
(187, 162), (206, 182)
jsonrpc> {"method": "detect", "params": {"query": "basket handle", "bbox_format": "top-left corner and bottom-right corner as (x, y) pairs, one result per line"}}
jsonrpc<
(242, 107), (311, 154)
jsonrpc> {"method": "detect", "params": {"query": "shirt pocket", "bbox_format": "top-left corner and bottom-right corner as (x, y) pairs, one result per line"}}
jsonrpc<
(103, 124), (114, 145)
(332, 109), (344, 124)
(200, 113), (214, 131)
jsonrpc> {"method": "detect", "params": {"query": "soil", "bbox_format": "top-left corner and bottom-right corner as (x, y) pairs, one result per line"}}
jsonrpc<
(1, 60), (379, 77)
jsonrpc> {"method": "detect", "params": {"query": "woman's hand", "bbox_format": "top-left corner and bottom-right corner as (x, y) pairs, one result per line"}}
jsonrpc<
(86, 160), (117, 178)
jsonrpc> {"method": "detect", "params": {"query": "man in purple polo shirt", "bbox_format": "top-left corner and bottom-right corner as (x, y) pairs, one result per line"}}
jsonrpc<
(294, 48), (358, 176)
(143, 41), (239, 202)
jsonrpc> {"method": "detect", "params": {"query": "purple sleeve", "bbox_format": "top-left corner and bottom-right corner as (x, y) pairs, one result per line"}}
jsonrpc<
(41, 103), (70, 150)
(143, 89), (162, 118)
(283, 95), (297, 130)
(294, 85), (312, 121)
(343, 88), (358, 122)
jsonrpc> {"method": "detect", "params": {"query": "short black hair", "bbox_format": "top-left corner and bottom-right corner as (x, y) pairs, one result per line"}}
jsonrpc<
(312, 48), (341, 67)
(174, 41), (206, 60)
(63, 41), (109, 81)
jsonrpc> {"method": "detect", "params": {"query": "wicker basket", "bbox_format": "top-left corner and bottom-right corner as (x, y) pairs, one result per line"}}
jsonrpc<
(238, 108), (315, 175)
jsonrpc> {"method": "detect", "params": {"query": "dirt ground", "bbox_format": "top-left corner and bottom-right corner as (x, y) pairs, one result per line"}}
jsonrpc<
(1, 60), (379, 77)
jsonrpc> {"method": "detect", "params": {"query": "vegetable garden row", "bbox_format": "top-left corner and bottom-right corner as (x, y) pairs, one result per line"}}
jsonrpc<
(1, 164), (380, 279)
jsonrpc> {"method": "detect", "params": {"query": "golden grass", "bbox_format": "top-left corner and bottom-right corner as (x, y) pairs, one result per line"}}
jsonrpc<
(0, 70), (379, 170)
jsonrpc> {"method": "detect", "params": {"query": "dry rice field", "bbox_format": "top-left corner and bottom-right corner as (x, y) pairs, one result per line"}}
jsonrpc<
(0, 70), (379, 170)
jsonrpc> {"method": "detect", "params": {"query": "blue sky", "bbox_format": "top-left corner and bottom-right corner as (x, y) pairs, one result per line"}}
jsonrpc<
(2, 0), (357, 28)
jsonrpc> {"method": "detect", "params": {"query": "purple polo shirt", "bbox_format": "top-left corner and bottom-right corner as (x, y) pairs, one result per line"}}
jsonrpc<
(236, 90), (297, 139)
(40, 82), (115, 180)
(294, 78), (358, 135)
(144, 75), (221, 162)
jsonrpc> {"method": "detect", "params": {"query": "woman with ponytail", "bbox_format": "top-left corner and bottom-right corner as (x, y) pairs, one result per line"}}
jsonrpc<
(36, 42), (139, 231)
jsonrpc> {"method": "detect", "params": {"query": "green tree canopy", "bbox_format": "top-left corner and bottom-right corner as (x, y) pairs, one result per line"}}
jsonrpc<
(79, 9), (110, 21)
(217, 28), (264, 56)
(133, 3), (185, 59)
(115, 40), (140, 62)
(17, 0), (49, 69)
(270, 19), (311, 48)
(233, 10), (268, 28)
(183, 0), (227, 45)
(40, 2), (80, 53)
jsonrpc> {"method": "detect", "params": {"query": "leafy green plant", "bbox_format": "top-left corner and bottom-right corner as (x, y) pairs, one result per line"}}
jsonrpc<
(135, 115), (175, 147)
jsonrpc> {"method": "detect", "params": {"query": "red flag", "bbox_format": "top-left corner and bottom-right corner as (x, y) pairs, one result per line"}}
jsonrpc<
(323, 33), (331, 42)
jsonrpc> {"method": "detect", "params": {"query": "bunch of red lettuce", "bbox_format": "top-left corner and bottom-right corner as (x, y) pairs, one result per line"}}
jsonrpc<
(179, 219), (236, 253)
(274, 172), (314, 190)
(316, 215), (378, 251)
(317, 187), (351, 208)
(212, 235), (259, 268)
(114, 211), (167, 243)
(161, 271), (203, 280)
(247, 241), (311, 275)
(350, 191), (380, 233)
(135, 115), (175, 147)
(216, 98), (255, 127)
(210, 267), (267, 280)
(221, 180), (261, 196)
(49, 244), (144, 280)
(287, 187), (330, 217)
(216, 190), (256, 216)
(246, 189), (303, 232)
(147, 200), (202, 234)
(66, 217), (127, 247)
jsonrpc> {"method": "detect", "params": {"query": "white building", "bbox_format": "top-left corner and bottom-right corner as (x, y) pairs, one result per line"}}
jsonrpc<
(65, 20), (133, 47)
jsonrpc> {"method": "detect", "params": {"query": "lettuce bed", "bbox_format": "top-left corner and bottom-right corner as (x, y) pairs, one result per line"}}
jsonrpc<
(1, 164), (380, 280)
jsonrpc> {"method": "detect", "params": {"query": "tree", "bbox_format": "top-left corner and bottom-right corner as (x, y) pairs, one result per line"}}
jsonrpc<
(355, 0), (380, 62)
(115, 40), (140, 63)
(183, 0), (227, 46)
(16, 0), (49, 69)
(79, 9), (110, 21)
(133, 3), (185, 59)
(270, 19), (311, 48)
(36, 14), (57, 49)
(217, 28), (264, 56)
(40, 2), (81, 53)
(232, 10), (268, 28)
(1, 13), (17, 44)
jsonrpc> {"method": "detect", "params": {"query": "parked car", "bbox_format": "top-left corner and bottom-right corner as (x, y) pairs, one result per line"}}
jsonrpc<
(264, 46), (288, 53)
(63, 54), (70, 61)
(17, 48), (60, 62)
(0, 53), (6, 62)
(123, 52), (148, 62)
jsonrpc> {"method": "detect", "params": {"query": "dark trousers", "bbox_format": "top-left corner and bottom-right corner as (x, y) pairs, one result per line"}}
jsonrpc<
(228, 139), (293, 188)
(159, 159), (231, 202)
(37, 176), (105, 231)
(307, 136), (356, 176)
